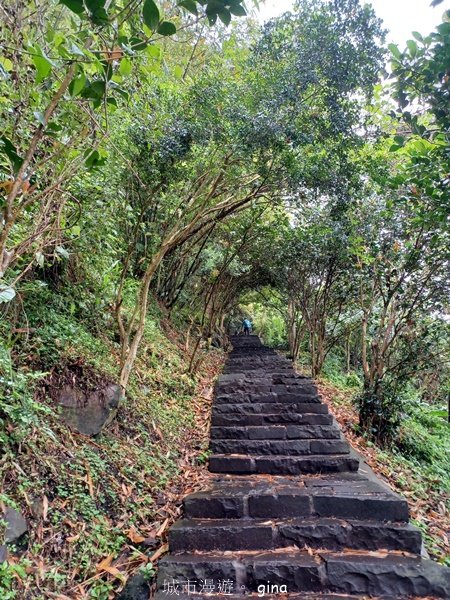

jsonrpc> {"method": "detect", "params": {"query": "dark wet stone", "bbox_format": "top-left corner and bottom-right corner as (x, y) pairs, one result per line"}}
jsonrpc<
(209, 455), (255, 474)
(312, 493), (409, 522)
(245, 551), (322, 592)
(117, 573), (150, 600)
(286, 425), (341, 439)
(254, 455), (359, 475)
(210, 439), (312, 456)
(324, 553), (450, 598)
(212, 402), (329, 415)
(278, 519), (422, 553)
(169, 519), (274, 552)
(184, 492), (245, 519)
(157, 555), (239, 588)
(248, 492), (311, 518)
(310, 440), (350, 454)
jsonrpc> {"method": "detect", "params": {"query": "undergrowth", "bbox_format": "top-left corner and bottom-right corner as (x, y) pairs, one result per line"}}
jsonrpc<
(317, 358), (450, 566)
(0, 291), (223, 598)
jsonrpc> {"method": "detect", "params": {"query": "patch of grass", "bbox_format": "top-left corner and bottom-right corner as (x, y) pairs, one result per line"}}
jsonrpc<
(321, 354), (362, 391)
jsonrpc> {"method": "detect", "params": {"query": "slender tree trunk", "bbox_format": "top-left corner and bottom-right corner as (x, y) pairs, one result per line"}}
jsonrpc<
(0, 64), (76, 277)
(118, 247), (166, 393)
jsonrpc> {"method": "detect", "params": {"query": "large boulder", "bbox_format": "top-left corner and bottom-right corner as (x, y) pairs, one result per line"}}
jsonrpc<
(0, 545), (7, 563)
(58, 383), (121, 436)
(3, 507), (28, 544)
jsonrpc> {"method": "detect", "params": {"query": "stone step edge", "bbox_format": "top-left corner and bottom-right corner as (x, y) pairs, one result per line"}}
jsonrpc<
(156, 550), (450, 598)
(209, 454), (358, 473)
(169, 517), (419, 529)
(168, 517), (422, 553)
(210, 426), (342, 440)
(154, 595), (378, 600)
(209, 439), (349, 451)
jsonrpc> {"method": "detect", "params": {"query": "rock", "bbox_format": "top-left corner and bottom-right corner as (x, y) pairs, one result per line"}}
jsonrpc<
(58, 383), (121, 436)
(117, 573), (150, 600)
(0, 545), (7, 562)
(3, 507), (28, 544)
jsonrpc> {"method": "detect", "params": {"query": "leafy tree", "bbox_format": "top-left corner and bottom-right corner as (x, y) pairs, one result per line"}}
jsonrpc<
(0, 0), (248, 283)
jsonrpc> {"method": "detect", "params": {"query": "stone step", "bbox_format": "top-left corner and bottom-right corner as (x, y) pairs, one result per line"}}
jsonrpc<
(156, 550), (322, 594)
(216, 380), (318, 392)
(211, 413), (334, 426)
(217, 383), (315, 390)
(183, 476), (409, 521)
(212, 402), (329, 415)
(169, 517), (422, 554)
(209, 439), (350, 456)
(209, 454), (358, 475)
(214, 392), (322, 404)
(323, 552), (450, 598)
(224, 356), (289, 362)
(222, 368), (294, 374)
(154, 594), (370, 600)
(156, 550), (450, 597)
(210, 425), (341, 440)
(223, 362), (292, 368)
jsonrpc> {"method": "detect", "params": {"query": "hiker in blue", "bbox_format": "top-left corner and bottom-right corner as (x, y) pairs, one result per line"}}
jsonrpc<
(242, 318), (252, 336)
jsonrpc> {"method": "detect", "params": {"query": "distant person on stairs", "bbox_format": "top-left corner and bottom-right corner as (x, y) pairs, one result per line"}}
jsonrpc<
(242, 318), (252, 336)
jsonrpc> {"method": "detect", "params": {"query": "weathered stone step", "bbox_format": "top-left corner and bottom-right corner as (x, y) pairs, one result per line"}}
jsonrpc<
(209, 454), (358, 475)
(210, 425), (341, 440)
(211, 413), (334, 426)
(214, 392), (322, 404)
(323, 552), (450, 598)
(216, 380), (318, 394)
(184, 476), (408, 522)
(222, 367), (294, 374)
(217, 379), (316, 388)
(156, 550), (322, 594)
(215, 373), (312, 382)
(154, 594), (369, 600)
(169, 517), (422, 554)
(212, 402), (329, 415)
(156, 550), (450, 597)
(209, 439), (350, 456)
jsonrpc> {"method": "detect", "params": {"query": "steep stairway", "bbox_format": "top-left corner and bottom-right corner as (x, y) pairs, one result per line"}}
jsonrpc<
(155, 336), (450, 599)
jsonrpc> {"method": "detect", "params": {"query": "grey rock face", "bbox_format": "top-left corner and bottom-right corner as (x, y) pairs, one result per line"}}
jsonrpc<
(3, 506), (28, 544)
(57, 382), (121, 436)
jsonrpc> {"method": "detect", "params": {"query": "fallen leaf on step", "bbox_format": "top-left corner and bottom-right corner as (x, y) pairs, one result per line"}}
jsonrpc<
(149, 543), (168, 563)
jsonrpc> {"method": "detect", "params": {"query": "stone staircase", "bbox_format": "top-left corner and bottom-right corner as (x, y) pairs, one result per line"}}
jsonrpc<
(155, 336), (450, 599)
